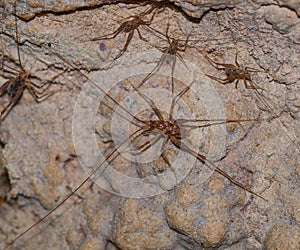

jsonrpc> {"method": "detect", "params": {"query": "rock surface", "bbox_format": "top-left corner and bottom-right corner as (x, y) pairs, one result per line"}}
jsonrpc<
(0, 0), (299, 249)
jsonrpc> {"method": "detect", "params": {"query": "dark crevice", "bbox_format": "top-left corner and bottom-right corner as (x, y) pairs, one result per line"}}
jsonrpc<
(11, 0), (235, 24)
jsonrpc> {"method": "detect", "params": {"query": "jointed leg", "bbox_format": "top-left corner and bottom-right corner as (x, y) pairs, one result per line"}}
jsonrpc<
(30, 71), (64, 90)
(136, 28), (149, 43)
(205, 55), (227, 70)
(0, 80), (11, 97)
(113, 30), (134, 60)
(168, 79), (195, 121)
(27, 86), (58, 103)
(130, 82), (164, 121)
(179, 31), (191, 52)
(1, 33), (4, 71)
(29, 82), (52, 95)
(90, 23), (127, 41)
(170, 55), (176, 95)
(27, 71), (65, 100)
(1, 90), (23, 120)
(245, 66), (262, 72)
(234, 44), (240, 68)
(234, 79), (240, 89)
(132, 133), (163, 155)
(171, 137), (267, 201)
(160, 151), (178, 183)
(205, 73), (230, 84)
(244, 79), (266, 91)
(136, 61), (162, 89)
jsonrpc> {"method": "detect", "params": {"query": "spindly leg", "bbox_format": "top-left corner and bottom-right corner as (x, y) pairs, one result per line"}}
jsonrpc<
(29, 82), (52, 95)
(0, 33), (4, 71)
(244, 79), (266, 91)
(205, 73), (231, 85)
(170, 55), (176, 95)
(113, 30), (135, 60)
(180, 32), (190, 52)
(170, 136), (267, 201)
(133, 133), (162, 155)
(245, 66), (265, 73)
(205, 55), (227, 71)
(160, 151), (178, 183)
(90, 22), (127, 41)
(0, 80), (11, 97)
(234, 44), (240, 68)
(1, 89), (23, 120)
(27, 85), (58, 103)
(168, 79), (195, 121)
(136, 58), (163, 89)
(28, 71), (65, 98)
(130, 81), (164, 121)
(136, 28), (150, 43)
(234, 79), (240, 89)
(160, 135), (177, 183)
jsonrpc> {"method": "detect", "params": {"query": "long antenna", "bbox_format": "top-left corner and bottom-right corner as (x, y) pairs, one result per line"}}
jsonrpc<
(14, 0), (23, 71)
(3, 127), (144, 249)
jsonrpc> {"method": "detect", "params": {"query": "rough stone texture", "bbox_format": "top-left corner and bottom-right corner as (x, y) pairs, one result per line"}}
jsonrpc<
(0, 0), (299, 250)
(1, 0), (157, 20)
(265, 224), (300, 250)
(275, 0), (300, 16)
(264, 5), (300, 34)
(0, 147), (10, 206)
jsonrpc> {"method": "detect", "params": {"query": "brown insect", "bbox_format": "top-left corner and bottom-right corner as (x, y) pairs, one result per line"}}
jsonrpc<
(2, 4), (268, 249)
(85, 4), (160, 61)
(129, 81), (266, 201)
(3, 45), (267, 248)
(0, 5), (64, 122)
(136, 22), (191, 96)
(204, 46), (264, 89)
(0, 62), (62, 121)
(204, 45), (300, 152)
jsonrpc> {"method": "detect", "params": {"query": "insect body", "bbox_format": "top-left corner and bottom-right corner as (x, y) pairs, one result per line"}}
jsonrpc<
(130, 82), (266, 200)
(0, 3), (64, 122)
(86, 5), (158, 60)
(3, 46), (267, 248)
(0, 71), (28, 118)
(204, 48), (261, 90)
(0, 68), (61, 120)
(136, 23), (190, 95)
(204, 46), (299, 152)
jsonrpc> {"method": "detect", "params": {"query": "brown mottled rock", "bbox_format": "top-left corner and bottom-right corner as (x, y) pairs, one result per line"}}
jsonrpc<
(265, 224), (300, 250)
(201, 220), (226, 247)
(0, 0), (299, 249)
(275, 0), (300, 16)
(114, 199), (176, 249)
(264, 5), (300, 34)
